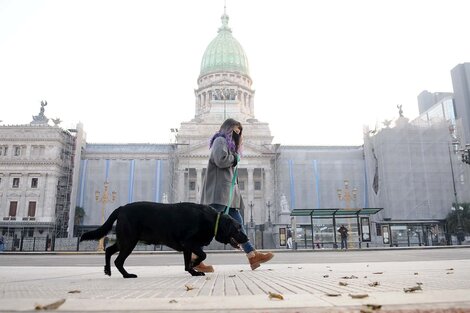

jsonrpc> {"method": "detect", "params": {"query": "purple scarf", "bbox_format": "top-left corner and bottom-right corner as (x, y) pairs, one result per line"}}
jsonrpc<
(209, 131), (237, 152)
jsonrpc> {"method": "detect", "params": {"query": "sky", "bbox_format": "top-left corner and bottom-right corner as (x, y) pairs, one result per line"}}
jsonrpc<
(1, 0), (470, 146)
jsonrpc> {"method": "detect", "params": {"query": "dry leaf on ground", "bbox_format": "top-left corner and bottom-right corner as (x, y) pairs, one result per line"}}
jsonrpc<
(368, 281), (380, 287)
(268, 292), (284, 300)
(67, 290), (81, 294)
(349, 293), (369, 299)
(169, 299), (178, 303)
(35, 299), (66, 310)
(184, 284), (195, 291)
(341, 275), (358, 279)
(325, 293), (341, 297)
(339, 281), (348, 286)
(403, 285), (422, 293)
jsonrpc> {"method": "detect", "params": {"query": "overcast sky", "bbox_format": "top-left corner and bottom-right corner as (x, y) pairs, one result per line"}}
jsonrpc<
(1, 0), (469, 145)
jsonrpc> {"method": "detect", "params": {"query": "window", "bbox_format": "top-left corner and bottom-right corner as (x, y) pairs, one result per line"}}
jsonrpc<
(0, 145), (7, 156)
(189, 181), (196, 191)
(12, 178), (20, 188)
(254, 181), (262, 190)
(25, 227), (34, 237)
(239, 181), (245, 190)
(28, 202), (36, 217)
(9, 201), (18, 217)
(13, 146), (21, 156)
(31, 178), (38, 188)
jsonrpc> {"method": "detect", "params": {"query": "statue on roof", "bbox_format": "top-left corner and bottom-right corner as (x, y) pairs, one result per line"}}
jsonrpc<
(31, 100), (49, 124)
(397, 104), (404, 117)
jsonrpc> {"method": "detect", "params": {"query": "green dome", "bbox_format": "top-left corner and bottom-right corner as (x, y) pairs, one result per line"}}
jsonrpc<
(200, 13), (250, 76)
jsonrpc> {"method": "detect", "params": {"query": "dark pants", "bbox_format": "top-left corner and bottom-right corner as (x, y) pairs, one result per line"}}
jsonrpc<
(341, 237), (348, 249)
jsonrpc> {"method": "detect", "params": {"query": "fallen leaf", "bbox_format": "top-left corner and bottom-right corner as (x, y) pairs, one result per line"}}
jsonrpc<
(298, 267), (303, 269)
(67, 290), (81, 294)
(35, 299), (66, 310)
(268, 292), (284, 300)
(169, 299), (178, 303)
(368, 281), (380, 287)
(372, 272), (383, 275)
(416, 282), (423, 286)
(414, 272), (419, 275)
(323, 275), (329, 278)
(339, 281), (348, 286)
(184, 284), (194, 291)
(239, 270), (244, 272)
(446, 268), (454, 271)
(446, 272), (454, 275)
(349, 293), (369, 299)
(404, 285), (422, 293)
(228, 275), (236, 277)
(341, 275), (358, 279)
(360, 304), (382, 312)
(325, 293), (341, 297)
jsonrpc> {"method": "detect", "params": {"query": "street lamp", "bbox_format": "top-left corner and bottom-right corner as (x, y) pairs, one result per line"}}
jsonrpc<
(266, 200), (271, 224)
(451, 205), (464, 245)
(337, 180), (357, 249)
(95, 181), (117, 251)
(249, 201), (254, 227)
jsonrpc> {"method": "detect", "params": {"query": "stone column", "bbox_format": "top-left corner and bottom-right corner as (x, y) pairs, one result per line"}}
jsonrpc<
(247, 168), (254, 221)
(177, 170), (185, 202)
(264, 168), (273, 222)
(196, 168), (202, 202)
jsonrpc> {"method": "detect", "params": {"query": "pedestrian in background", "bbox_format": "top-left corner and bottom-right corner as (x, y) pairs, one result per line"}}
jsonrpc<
(338, 225), (348, 249)
(0, 234), (5, 252)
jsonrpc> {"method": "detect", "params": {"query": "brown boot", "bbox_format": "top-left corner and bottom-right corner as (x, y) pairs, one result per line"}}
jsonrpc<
(194, 262), (214, 273)
(247, 251), (274, 270)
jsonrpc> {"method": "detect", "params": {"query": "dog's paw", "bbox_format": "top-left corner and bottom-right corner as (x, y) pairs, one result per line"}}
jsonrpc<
(123, 273), (138, 278)
(104, 266), (111, 276)
(189, 269), (205, 276)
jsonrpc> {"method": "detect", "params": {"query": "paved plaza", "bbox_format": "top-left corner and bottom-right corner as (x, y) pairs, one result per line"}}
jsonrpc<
(1, 249), (470, 312)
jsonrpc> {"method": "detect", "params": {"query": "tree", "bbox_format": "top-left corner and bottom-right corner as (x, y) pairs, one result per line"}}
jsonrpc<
(74, 206), (85, 226)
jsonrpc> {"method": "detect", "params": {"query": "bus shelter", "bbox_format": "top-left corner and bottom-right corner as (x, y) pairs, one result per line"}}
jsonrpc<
(290, 208), (383, 249)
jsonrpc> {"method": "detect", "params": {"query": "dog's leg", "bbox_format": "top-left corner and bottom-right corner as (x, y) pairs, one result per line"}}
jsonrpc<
(104, 243), (119, 276)
(190, 246), (207, 267)
(184, 249), (204, 276)
(114, 240), (138, 278)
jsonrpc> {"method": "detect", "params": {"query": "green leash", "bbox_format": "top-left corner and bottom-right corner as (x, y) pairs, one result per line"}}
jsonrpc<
(215, 154), (240, 237)
(223, 154), (240, 215)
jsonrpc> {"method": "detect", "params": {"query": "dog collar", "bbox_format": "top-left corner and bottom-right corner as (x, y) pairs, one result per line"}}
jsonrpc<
(214, 212), (222, 237)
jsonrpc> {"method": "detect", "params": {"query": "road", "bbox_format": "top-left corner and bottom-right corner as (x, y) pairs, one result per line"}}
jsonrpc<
(1, 246), (469, 267)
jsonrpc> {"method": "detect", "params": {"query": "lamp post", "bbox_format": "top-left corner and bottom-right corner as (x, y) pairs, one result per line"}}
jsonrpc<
(337, 180), (357, 249)
(249, 201), (254, 227)
(95, 181), (116, 251)
(266, 200), (272, 225)
(448, 144), (465, 244)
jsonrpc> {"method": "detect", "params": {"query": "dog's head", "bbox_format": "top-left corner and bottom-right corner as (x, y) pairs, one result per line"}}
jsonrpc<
(215, 213), (248, 249)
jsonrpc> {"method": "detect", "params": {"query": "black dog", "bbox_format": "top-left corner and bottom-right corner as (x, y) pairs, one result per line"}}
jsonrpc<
(80, 201), (248, 278)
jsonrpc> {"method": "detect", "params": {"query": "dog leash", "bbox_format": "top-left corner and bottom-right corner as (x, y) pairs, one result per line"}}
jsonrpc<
(223, 154), (240, 215)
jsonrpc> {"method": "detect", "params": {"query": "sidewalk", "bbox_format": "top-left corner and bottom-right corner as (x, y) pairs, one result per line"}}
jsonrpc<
(1, 258), (470, 312)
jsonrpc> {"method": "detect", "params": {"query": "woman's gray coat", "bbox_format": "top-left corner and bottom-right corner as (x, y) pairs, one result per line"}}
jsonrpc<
(200, 136), (244, 210)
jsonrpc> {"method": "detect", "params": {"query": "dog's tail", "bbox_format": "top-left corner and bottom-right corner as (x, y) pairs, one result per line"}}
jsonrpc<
(80, 207), (121, 242)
